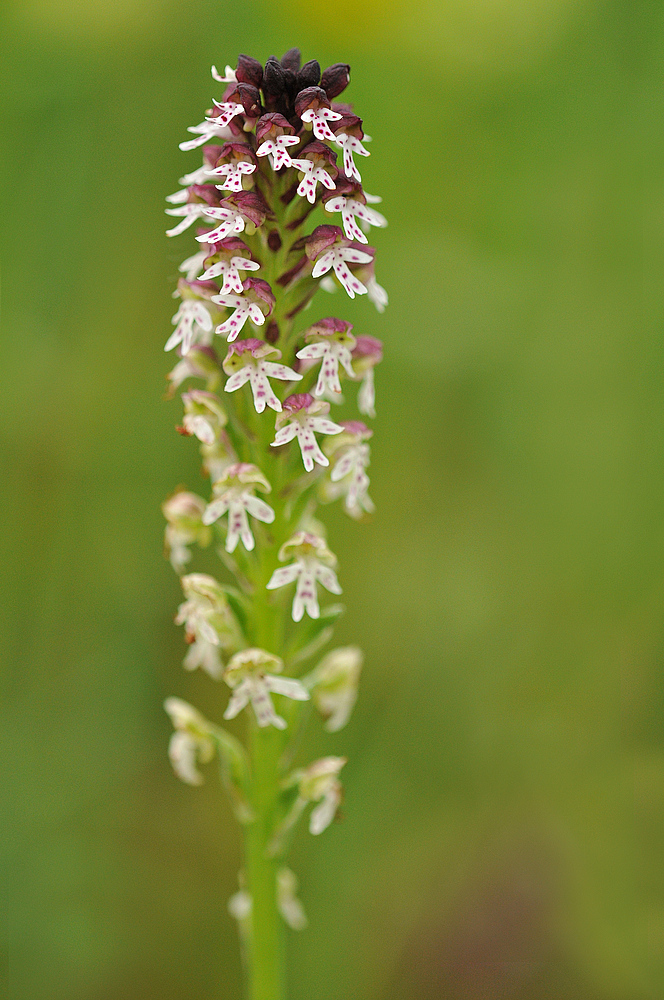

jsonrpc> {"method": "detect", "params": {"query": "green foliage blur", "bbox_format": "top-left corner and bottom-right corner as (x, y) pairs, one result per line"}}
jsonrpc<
(1, 0), (663, 997)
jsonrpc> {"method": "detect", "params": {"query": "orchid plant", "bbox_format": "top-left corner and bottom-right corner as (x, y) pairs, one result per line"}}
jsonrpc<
(162, 49), (386, 1000)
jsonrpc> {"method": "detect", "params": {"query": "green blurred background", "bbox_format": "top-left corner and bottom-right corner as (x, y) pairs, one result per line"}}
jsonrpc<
(1, 0), (663, 997)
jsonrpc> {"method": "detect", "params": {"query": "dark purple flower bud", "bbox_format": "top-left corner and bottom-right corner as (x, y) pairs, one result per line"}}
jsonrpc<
(321, 63), (351, 99)
(305, 225), (344, 261)
(256, 112), (294, 141)
(297, 60), (321, 90)
(263, 56), (286, 97)
(294, 86), (330, 118)
(280, 48), (301, 72)
(236, 54), (264, 88)
(236, 83), (263, 120)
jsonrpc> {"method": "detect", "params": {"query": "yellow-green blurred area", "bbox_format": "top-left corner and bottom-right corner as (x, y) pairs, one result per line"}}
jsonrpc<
(1, 0), (663, 996)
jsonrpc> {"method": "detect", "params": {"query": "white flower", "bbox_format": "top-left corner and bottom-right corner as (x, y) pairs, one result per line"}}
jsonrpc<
(183, 637), (223, 680)
(178, 248), (209, 281)
(211, 159), (257, 192)
(165, 201), (213, 237)
(200, 255), (260, 294)
(162, 490), (211, 573)
(270, 394), (343, 473)
(332, 444), (373, 516)
(277, 868), (308, 930)
(311, 245), (373, 298)
(290, 158), (336, 204)
(207, 100), (246, 128)
(164, 698), (216, 786)
(266, 532), (342, 622)
(296, 319), (356, 397)
(306, 647), (363, 733)
(298, 757), (346, 834)
(256, 134), (300, 170)
(366, 276), (388, 313)
(181, 390), (227, 445)
(165, 299), (214, 354)
(194, 207), (246, 244)
(175, 573), (237, 663)
(212, 292), (267, 341)
(223, 339), (301, 413)
(324, 196), (387, 244)
(202, 463), (275, 554)
(300, 107), (342, 141)
(334, 132), (370, 183)
(178, 118), (235, 152)
(223, 649), (309, 730)
(211, 64), (237, 83)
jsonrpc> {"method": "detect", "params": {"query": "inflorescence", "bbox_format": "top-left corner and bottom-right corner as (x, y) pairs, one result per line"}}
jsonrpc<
(162, 48), (386, 938)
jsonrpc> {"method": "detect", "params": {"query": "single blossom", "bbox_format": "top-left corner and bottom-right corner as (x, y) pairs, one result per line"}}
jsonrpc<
(334, 131), (370, 183)
(311, 244), (373, 298)
(164, 698), (216, 785)
(212, 292), (267, 340)
(223, 649), (309, 730)
(290, 157), (336, 203)
(296, 318), (356, 396)
(178, 119), (235, 152)
(300, 106), (343, 141)
(306, 647), (363, 732)
(162, 490), (211, 573)
(180, 389), (227, 444)
(324, 195), (387, 244)
(270, 394), (343, 472)
(211, 64), (237, 83)
(223, 339), (301, 413)
(323, 422), (374, 517)
(266, 531), (342, 622)
(350, 335), (383, 417)
(212, 159), (257, 192)
(256, 133), (300, 170)
(202, 463), (275, 553)
(200, 255), (260, 293)
(178, 248), (209, 281)
(165, 299), (214, 354)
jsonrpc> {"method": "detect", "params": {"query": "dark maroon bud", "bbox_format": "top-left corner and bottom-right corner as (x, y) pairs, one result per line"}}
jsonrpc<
(236, 54), (263, 88)
(280, 48), (301, 72)
(267, 230), (282, 252)
(236, 83), (262, 119)
(281, 67), (299, 101)
(297, 60), (321, 90)
(265, 320), (280, 344)
(263, 56), (286, 96)
(321, 63), (351, 99)
(294, 86), (330, 118)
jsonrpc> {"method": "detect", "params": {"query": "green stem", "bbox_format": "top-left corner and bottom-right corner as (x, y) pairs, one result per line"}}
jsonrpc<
(245, 722), (286, 1000)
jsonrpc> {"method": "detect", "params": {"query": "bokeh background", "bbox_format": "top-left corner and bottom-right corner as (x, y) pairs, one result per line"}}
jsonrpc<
(2, 0), (663, 997)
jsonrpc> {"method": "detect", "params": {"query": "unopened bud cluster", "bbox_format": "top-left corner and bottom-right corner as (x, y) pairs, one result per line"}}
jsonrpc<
(162, 48), (385, 941)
